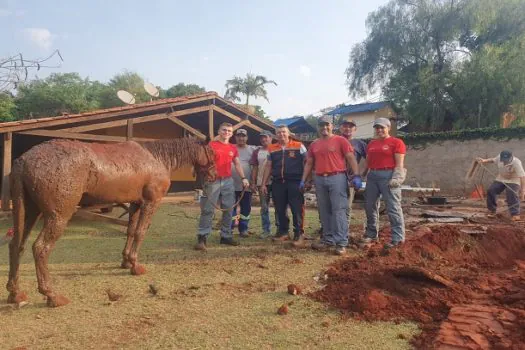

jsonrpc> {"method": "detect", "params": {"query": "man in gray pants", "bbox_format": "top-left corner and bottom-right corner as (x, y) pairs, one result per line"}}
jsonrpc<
(195, 122), (250, 250)
(301, 115), (361, 255)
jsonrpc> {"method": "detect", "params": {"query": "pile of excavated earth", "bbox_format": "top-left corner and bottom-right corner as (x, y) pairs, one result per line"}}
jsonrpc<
(311, 223), (525, 349)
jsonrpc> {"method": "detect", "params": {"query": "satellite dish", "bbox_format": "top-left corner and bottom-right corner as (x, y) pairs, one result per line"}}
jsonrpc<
(117, 90), (136, 105)
(144, 82), (160, 98)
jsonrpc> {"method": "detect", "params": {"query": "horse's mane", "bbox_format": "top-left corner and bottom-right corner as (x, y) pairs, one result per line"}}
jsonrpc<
(140, 138), (203, 170)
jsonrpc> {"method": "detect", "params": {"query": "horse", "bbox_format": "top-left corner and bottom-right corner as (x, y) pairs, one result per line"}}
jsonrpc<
(6, 137), (216, 307)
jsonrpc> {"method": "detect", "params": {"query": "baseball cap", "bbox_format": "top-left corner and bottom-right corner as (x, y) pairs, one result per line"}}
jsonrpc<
(259, 130), (272, 137)
(318, 115), (334, 125)
(235, 128), (248, 135)
(339, 119), (357, 127)
(500, 150), (513, 162)
(373, 118), (391, 128)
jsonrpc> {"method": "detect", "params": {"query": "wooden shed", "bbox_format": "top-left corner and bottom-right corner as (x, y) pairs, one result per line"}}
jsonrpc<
(0, 92), (275, 210)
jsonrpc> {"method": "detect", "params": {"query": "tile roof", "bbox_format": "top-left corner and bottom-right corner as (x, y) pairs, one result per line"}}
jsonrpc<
(327, 101), (391, 116)
(0, 92), (275, 133)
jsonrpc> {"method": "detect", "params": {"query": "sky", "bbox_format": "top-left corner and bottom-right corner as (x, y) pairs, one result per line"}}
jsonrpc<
(1, 0), (389, 120)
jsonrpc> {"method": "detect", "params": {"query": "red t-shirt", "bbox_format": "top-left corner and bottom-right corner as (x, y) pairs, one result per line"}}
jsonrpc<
(210, 141), (238, 178)
(307, 135), (353, 175)
(366, 137), (406, 169)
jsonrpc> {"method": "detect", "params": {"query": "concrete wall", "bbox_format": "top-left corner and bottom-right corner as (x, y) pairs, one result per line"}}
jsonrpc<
(405, 138), (525, 194)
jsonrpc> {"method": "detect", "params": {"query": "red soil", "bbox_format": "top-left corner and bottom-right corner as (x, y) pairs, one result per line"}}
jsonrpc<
(311, 224), (525, 349)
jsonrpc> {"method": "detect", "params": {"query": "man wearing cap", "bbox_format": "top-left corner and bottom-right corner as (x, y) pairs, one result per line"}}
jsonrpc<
(301, 115), (361, 256)
(261, 125), (307, 246)
(195, 122), (250, 250)
(231, 129), (257, 237)
(361, 117), (407, 249)
(476, 150), (525, 220)
(250, 130), (280, 239)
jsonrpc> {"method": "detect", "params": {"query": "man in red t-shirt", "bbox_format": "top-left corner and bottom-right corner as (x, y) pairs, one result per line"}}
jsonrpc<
(361, 117), (407, 249)
(301, 115), (361, 255)
(195, 122), (249, 250)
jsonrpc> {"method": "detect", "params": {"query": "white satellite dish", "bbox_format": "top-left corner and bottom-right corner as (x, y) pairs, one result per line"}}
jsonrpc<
(144, 82), (160, 98)
(117, 90), (136, 105)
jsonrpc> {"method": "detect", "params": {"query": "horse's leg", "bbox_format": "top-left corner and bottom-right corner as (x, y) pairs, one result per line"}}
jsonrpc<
(7, 197), (41, 304)
(129, 200), (161, 276)
(33, 211), (74, 307)
(121, 202), (140, 269)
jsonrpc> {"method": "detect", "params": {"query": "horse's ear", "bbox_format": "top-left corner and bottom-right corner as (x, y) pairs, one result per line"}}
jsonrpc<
(204, 135), (211, 145)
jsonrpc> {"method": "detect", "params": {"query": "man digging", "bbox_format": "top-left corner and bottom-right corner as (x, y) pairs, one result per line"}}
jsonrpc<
(477, 150), (525, 221)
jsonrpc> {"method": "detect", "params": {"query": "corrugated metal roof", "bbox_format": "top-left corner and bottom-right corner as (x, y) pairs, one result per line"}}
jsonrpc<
(327, 101), (391, 116)
(274, 116), (316, 133)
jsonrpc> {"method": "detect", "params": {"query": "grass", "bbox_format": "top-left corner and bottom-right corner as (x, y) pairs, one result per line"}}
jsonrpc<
(0, 203), (418, 349)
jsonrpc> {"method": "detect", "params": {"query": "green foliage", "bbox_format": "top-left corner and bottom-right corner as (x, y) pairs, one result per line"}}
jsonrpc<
(15, 73), (101, 119)
(0, 93), (17, 122)
(163, 83), (206, 98)
(401, 126), (525, 147)
(346, 0), (525, 131)
(224, 73), (277, 105)
(6, 70), (207, 120)
(253, 105), (272, 122)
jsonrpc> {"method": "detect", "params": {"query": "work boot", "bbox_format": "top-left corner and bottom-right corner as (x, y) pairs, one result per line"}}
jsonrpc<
(383, 241), (404, 250)
(334, 246), (347, 256)
(272, 234), (290, 242)
(239, 231), (249, 238)
(291, 234), (307, 248)
(311, 241), (331, 251)
(194, 235), (207, 251)
(220, 237), (240, 246)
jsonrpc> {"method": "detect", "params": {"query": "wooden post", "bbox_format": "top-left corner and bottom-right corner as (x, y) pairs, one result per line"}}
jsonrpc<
(1, 132), (12, 211)
(126, 119), (133, 140)
(208, 106), (214, 139)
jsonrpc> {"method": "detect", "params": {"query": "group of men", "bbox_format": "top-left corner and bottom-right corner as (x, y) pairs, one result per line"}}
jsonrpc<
(195, 116), (366, 256)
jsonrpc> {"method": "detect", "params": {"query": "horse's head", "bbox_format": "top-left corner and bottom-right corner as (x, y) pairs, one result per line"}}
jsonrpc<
(194, 139), (217, 182)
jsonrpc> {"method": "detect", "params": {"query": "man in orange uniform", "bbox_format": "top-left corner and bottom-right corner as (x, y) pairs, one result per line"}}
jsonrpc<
(261, 125), (307, 246)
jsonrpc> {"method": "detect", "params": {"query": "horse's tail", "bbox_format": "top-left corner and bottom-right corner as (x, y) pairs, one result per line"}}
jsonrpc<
(10, 160), (26, 240)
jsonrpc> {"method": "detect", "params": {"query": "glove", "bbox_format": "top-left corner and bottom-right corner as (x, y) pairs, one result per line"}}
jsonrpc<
(299, 180), (305, 192)
(351, 175), (363, 189)
(389, 168), (407, 188)
(242, 178), (250, 188)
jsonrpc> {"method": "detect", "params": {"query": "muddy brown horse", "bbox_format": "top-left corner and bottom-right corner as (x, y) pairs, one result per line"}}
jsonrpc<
(7, 137), (216, 307)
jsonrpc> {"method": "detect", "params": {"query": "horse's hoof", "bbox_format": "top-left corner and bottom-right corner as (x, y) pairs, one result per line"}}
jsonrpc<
(131, 264), (146, 276)
(7, 291), (28, 304)
(47, 294), (70, 307)
(120, 261), (132, 269)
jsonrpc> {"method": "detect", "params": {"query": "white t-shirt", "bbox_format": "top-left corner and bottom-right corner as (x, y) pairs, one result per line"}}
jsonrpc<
(254, 148), (270, 186)
(492, 155), (525, 185)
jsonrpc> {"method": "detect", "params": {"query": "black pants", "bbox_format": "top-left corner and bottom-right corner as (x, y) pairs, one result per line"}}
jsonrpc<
(272, 180), (304, 237)
(487, 181), (520, 216)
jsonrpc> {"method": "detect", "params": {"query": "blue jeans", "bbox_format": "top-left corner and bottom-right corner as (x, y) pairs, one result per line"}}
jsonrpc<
(487, 181), (520, 215)
(314, 173), (349, 247)
(197, 177), (235, 238)
(364, 170), (405, 244)
(231, 191), (252, 233)
(259, 185), (279, 234)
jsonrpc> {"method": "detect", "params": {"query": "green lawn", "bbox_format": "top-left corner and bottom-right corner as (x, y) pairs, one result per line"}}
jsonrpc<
(0, 204), (418, 349)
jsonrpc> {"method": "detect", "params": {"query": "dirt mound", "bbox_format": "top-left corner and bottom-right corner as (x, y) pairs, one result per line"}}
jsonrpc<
(311, 224), (525, 349)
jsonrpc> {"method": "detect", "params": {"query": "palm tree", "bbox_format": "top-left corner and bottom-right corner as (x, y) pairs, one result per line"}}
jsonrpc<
(224, 73), (277, 105)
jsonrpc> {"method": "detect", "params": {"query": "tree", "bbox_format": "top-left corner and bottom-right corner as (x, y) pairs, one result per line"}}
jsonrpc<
(163, 83), (206, 98)
(224, 73), (277, 105)
(15, 73), (101, 119)
(253, 105), (273, 122)
(346, 0), (525, 131)
(0, 93), (17, 122)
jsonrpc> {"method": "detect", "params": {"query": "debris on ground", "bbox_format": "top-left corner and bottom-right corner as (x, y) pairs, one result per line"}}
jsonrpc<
(287, 284), (302, 295)
(105, 289), (122, 302)
(277, 304), (289, 315)
(311, 222), (525, 349)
